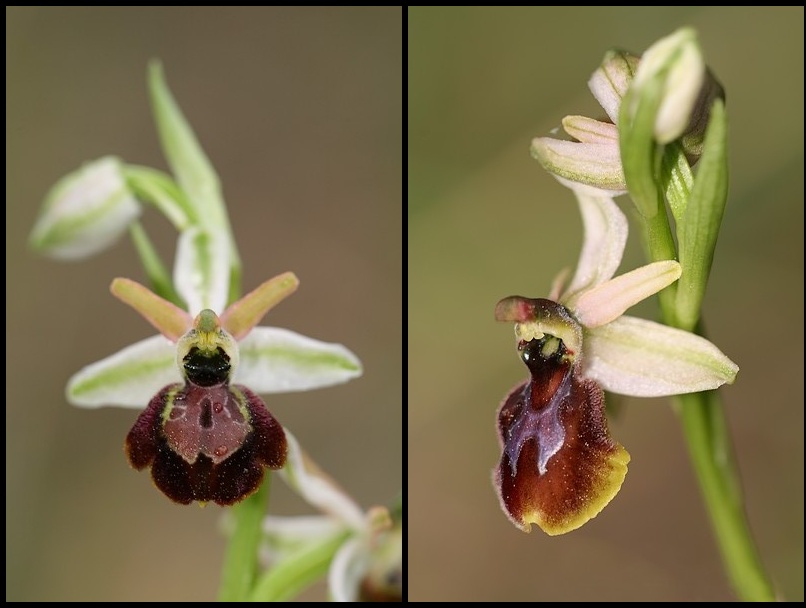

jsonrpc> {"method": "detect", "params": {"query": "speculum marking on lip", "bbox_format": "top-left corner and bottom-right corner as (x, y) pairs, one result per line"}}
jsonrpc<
(494, 327), (629, 535)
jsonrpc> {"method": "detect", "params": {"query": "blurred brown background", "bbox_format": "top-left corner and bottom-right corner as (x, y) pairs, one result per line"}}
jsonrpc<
(409, 6), (803, 602)
(7, 7), (401, 601)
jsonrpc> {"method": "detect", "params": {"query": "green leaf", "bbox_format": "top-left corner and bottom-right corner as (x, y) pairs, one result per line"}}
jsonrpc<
(660, 142), (694, 223)
(248, 531), (349, 602)
(147, 61), (242, 303)
(674, 99), (729, 331)
(619, 74), (664, 218)
(148, 61), (221, 229)
(124, 165), (196, 229)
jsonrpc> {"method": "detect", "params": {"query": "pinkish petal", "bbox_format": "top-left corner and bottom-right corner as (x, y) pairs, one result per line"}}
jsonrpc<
(583, 315), (739, 397)
(111, 277), (192, 341)
(563, 193), (628, 300)
(221, 272), (299, 340)
(588, 50), (640, 124)
(531, 137), (626, 193)
(573, 260), (681, 328)
(562, 115), (619, 145)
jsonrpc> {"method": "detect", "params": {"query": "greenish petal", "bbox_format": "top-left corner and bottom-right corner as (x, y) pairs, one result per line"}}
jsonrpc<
(263, 515), (345, 559)
(234, 327), (363, 394)
(221, 272), (299, 340)
(584, 315), (738, 397)
(67, 335), (180, 408)
(531, 137), (626, 193)
(110, 277), (192, 341)
(329, 537), (368, 602)
(174, 226), (231, 315)
(279, 429), (365, 529)
(587, 49), (639, 124)
(562, 192), (628, 301)
(573, 260), (681, 328)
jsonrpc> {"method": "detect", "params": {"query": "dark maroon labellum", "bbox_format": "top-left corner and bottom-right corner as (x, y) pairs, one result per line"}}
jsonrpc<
(125, 381), (287, 505)
(494, 328), (629, 534)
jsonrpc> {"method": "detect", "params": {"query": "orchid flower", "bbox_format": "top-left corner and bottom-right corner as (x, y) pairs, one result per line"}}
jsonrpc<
(260, 431), (402, 602)
(52, 67), (362, 505)
(493, 191), (738, 535)
(28, 59), (376, 603)
(66, 273), (361, 409)
(489, 26), (777, 603)
(66, 272), (361, 505)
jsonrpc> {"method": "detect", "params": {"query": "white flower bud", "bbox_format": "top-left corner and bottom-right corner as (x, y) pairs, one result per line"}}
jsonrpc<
(29, 156), (140, 260)
(630, 27), (706, 144)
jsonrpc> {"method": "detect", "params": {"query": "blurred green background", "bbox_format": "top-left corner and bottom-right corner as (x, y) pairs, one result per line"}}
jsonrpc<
(409, 6), (803, 602)
(7, 7), (401, 601)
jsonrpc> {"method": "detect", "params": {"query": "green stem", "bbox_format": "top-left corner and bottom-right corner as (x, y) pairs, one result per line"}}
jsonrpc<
(639, 216), (776, 600)
(674, 391), (776, 601)
(217, 474), (271, 601)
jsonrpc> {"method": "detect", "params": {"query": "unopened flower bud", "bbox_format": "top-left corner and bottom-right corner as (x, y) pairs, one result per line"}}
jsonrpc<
(630, 27), (707, 145)
(29, 156), (140, 260)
